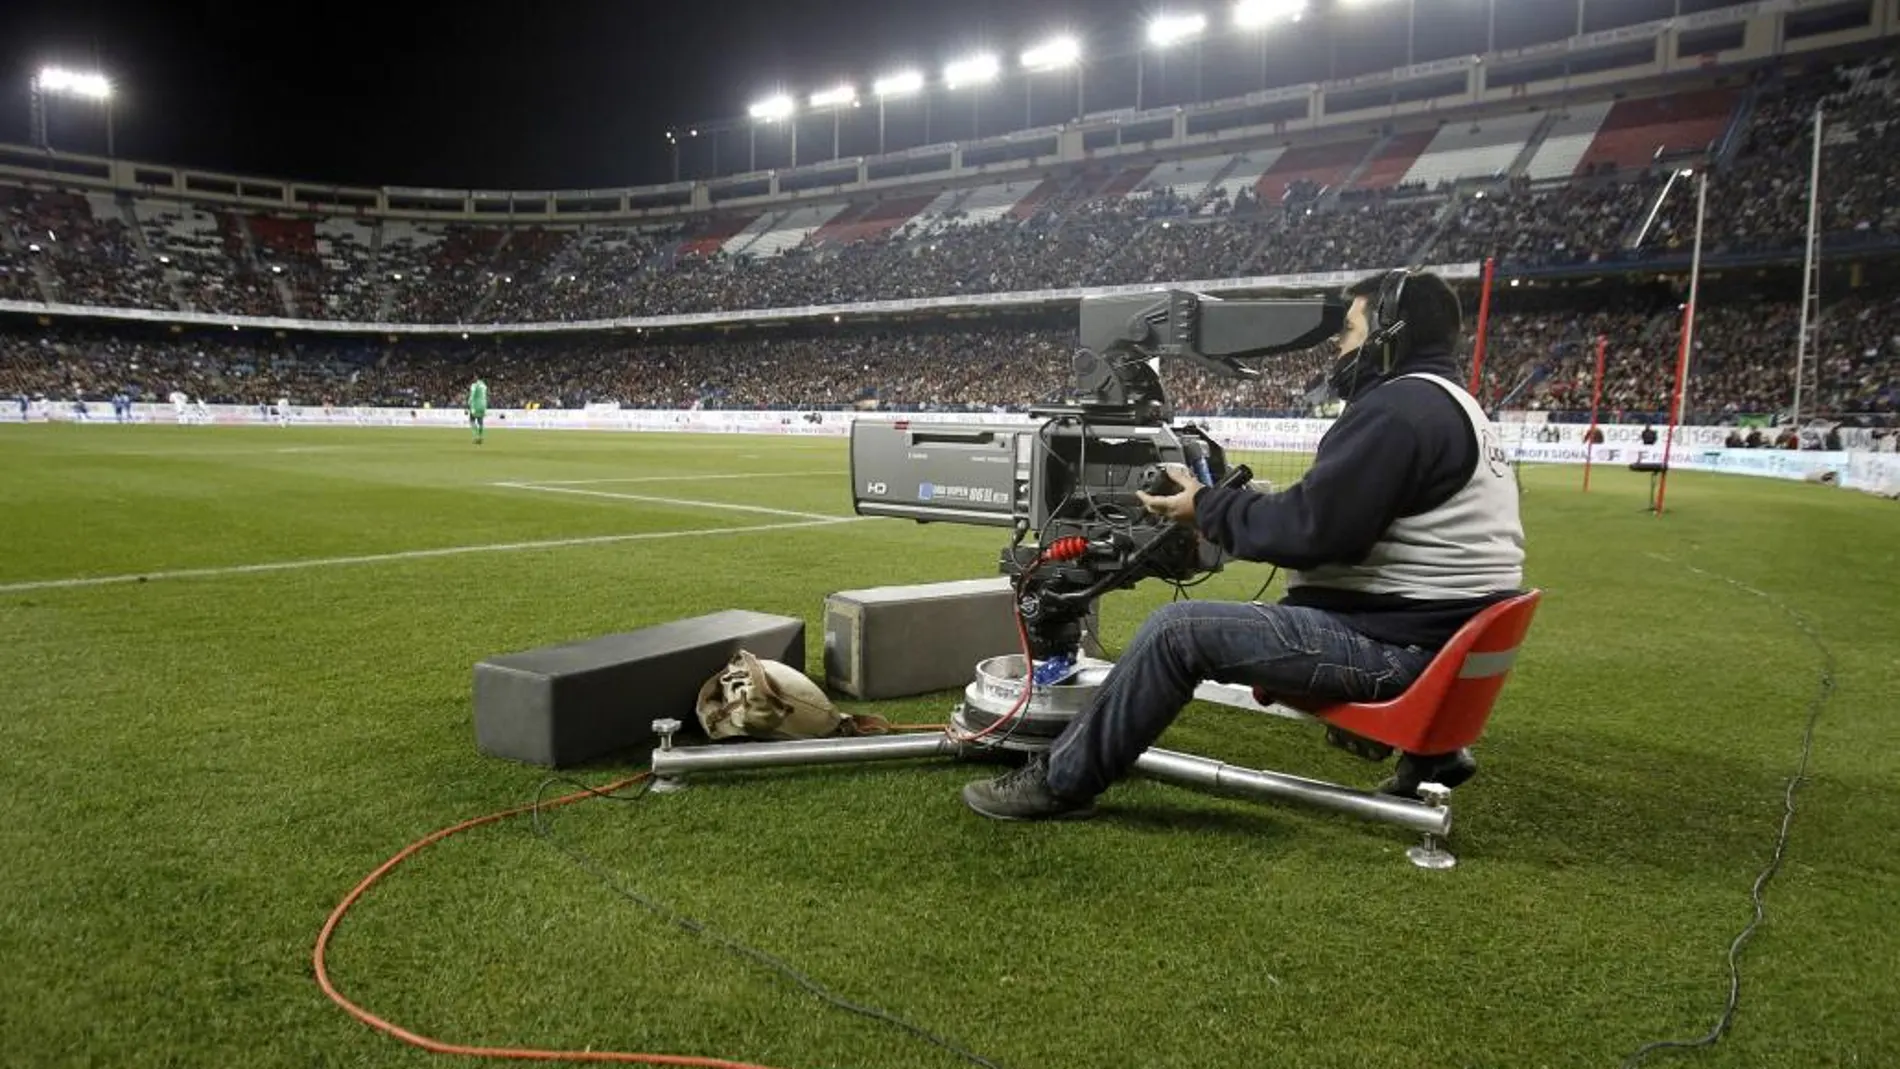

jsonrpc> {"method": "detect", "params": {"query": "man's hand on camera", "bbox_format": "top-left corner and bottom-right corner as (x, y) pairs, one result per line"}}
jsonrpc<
(1136, 463), (1201, 526)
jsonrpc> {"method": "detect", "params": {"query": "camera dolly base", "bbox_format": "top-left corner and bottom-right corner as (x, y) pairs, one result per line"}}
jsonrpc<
(647, 657), (1460, 869)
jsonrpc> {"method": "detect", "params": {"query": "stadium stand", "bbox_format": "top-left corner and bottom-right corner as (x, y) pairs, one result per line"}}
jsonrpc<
(1136, 155), (1235, 201)
(0, 248), (38, 302)
(739, 203), (851, 258)
(809, 194), (936, 246)
(1644, 56), (1900, 257)
(1256, 138), (1376, 203)
(1435, 176), (1658, 267)
(368, 220), (435, 320)
(1521, 101), (1616, 181)
(2, 36), (1898, 429)
(1401, 113), (1547, 188)
(1005, 177), (1064, 221)
(1352, 131), (1437, 191)
(1573, 87), (1740, 174)
(1096, 164), (1157, 201)
(129, 200), (280, 317)
(382, 225), (506, 323)
(678, 213), (760, 257)
(246, 214), (325, 318)
(1202, 149), (1282, 214)
(314, 218), (379, 320)
(5, 288), (1894, 422)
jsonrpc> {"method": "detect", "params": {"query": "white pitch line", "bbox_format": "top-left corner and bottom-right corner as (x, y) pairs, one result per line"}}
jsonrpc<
(494, 481), (841, 521)
(527, 469), (842, 486)
(0, 518), (864, 595)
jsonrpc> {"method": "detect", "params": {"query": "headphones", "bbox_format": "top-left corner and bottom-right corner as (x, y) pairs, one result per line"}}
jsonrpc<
(1363, 266), (1415, 373)
(1322, 267), (1414, 403)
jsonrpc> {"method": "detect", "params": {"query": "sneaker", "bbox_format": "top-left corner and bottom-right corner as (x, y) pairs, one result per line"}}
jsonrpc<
(962, 754), (1097, 822)
(1378, 748), (1477, 800)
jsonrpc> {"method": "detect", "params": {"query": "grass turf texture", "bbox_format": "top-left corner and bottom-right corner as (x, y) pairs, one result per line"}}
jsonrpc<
(0, 423), (1895, 1069)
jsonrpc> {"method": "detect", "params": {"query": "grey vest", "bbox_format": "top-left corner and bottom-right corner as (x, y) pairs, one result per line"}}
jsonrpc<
(1288, 373), (1525, 600)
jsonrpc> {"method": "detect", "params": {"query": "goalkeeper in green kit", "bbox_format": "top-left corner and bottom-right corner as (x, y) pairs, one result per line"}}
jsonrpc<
(466, 376), (488, 445)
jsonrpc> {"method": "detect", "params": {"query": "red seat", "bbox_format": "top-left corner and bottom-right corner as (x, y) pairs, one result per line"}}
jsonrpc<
(1254, 590), (1542, 756)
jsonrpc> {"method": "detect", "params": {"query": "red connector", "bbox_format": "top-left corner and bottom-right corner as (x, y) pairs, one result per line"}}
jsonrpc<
(1039, 536), (1090, 563)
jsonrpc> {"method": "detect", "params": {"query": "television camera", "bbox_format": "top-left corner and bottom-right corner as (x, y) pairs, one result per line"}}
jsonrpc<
(849, 289), (1344, 687)
(646, 288), (1479, 865)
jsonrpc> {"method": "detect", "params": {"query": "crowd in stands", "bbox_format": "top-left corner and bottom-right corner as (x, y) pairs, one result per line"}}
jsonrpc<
(5, 283), (1895, 423)
(2, 186), (170, 310)
(2, 53), (1896, 326)
(1467, 292), (1898, 420)
(1, 52), (1897, 450)
(1648, 56), (1900, 256)
(0, 248), (38, 302)
(5, 145), (1874, 329)
(1435, 175), (1658, 268)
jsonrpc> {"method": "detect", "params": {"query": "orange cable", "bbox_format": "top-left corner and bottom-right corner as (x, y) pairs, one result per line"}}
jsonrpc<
(312, 774), (786, 1068)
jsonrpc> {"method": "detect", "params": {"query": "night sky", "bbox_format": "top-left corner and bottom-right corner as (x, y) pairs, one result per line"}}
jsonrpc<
(0, 0), (1731, 192)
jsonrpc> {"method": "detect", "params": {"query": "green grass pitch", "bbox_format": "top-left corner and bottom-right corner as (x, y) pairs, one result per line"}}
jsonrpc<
(0, 423), (1895, 1069)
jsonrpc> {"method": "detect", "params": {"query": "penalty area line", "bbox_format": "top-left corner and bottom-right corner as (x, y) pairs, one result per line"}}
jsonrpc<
(526, 469), (843, 486)
(0, 518), (864, 595)
(493, 481), (841, 521)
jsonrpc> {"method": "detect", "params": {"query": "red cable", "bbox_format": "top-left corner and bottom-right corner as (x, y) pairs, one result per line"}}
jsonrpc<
(312, 775), (786, 1068)
(945, 552), (1064, 745)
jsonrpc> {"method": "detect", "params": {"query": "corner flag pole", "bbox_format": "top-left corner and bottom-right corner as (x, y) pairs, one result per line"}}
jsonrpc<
(1467, 256), (1497, 398)
(1583, 333), (1607, 492)
(1655, 170), (1706, 516)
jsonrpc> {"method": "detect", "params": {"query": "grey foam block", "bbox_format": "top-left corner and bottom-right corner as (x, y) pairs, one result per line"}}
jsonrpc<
(473, 609), (805, 767)
(823, 577), (1099, 700)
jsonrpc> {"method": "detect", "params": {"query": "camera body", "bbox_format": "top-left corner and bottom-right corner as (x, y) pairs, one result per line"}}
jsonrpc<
(849, 289), (1343, 666)
(850, 410), (1240, 660)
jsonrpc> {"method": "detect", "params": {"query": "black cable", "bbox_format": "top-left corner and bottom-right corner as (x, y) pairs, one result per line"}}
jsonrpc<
(990, 563), (1041, 750)
(1077, 414), (1103, 524)
(1248, 566), (1280, 604)
(529, 776), (1010, 1069)
(1620, 559), (1837, 1068)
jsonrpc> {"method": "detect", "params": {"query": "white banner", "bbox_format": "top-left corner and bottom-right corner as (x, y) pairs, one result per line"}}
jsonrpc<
(11, 402), (1895, 498)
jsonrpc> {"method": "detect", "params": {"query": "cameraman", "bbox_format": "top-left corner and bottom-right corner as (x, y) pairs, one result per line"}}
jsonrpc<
(965, 270), (1526, 821)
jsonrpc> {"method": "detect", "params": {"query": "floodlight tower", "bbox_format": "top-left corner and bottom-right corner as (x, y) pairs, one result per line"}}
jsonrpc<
(1233, 0), (1306, 89)
(747, 94), (795, 171)
(1020, 35), (1083, 125)
(808, 84), (857, 161)
(31, 66), (114, 156)
(1336, 0), (1417, 67)
(1141, 13), (1205, 111)
(944, 53), (1000, 139)
(872, 70), (924, 154)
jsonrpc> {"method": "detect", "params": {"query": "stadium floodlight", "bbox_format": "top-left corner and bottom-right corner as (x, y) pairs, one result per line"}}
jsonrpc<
(34, 65), (111, 100)
(1021, 35), (1081, 71)
(873, 70), (926, 155)
(30, 65), (116, 156)
(1234, 0), (1305, 28)
(748, 94), (795, 121)
(874, 70), (925, 98)
(1147, 13), (1207, 47)
(809, 84), (857, 108)
(944, 53), (1001, 89)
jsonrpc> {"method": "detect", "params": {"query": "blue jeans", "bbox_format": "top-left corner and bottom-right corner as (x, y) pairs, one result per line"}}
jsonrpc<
(1044, 601), (1434, 800)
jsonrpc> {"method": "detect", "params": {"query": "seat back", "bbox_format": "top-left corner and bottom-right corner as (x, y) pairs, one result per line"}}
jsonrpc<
(1321, 590), (1542, 755)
